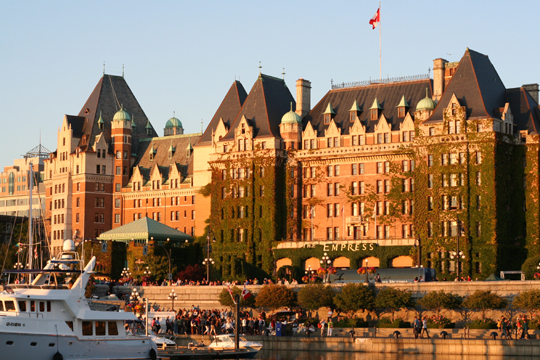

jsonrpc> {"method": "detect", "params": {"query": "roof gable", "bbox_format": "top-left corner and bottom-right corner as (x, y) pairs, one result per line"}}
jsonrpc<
(197, 81), (247, 145)
(222, 74), (295, 141)
(429, 49), (507, 121)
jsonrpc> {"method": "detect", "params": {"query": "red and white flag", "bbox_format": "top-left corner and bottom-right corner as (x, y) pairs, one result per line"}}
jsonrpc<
(241, 286), (252, 300)
(227, 285), (237, 304)
(369, 8), (380, 29)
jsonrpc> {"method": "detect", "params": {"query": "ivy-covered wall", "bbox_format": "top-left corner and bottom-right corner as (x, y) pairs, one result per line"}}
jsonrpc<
(202, 149), (289, 280)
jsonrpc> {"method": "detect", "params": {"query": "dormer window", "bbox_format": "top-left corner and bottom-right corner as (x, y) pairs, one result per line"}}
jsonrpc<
(323, 103), (335, 125)
(370, 109), (378, 121)
(451, 103), (458, 115)
(241, 124), (245, 134)
(396, 95), (409, 118)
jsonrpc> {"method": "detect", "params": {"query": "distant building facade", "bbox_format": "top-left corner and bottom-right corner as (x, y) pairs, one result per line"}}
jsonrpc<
(43, 49), (540, 280)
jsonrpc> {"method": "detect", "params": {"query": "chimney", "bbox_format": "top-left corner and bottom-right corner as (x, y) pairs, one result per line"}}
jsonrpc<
(433, 58), (448, 102)
(523, 84), (539, 104)
(296, 79), (311, 119)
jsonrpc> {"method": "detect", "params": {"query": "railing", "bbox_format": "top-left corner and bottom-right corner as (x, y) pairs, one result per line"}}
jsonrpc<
(331, 74), (430, 90)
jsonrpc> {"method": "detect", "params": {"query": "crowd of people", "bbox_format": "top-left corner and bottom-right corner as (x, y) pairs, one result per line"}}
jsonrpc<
(122, 278), (300, 287)
(145, 306), (305, 336)
(497, 316), (531, 339)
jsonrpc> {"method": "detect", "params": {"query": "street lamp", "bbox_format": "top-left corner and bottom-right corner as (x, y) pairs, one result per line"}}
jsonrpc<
(156, 237), (173, 285)
(320, 253), (331, 283)
(143, 266), (151, 277)
(121, 267), (131, 283)
(130, 288), (140, 304)
(364, 258), (369, 283)
(450, 219), (465, 281)
(168, 289), (178, 310)
(204, 235), (216, 282)
(202, 257), (215, 282)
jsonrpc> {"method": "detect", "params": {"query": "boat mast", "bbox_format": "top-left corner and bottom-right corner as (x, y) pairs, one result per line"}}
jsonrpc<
(28, 162), (33, 281)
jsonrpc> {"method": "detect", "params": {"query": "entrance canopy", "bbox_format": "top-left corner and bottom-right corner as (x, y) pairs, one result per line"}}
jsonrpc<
(97, 217), (192, 243)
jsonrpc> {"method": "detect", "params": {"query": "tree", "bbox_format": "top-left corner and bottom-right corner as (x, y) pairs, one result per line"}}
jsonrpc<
(146, 254), (177, 282)
(254, 285), (296, 311)
(418, 290), (463, 318)
(333, 283), (375, 317)
(375, 287), (415, 322)
(297, 284), (335, 311)
(512, 289), (540, 319)
(176, 264), (205, 282)
(218, 286), (256, 309)
(521, 255), (540, 280)
(462, 290), (508, 320)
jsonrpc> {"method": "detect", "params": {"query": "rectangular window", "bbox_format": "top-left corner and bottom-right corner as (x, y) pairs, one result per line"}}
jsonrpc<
(116, 166), (121, 175)
(352, 182), (358, 195)
(334, 137), (339, 147)
(82, 321), (93, 336)
(327, 165), (333, 177)
(403, 131), (409, 142)
(384, 180), (390, 193)
(327, 183), (333, 196)
(428, 155), (433, 167)
(327, 138), (333, 148)
(359, 135), (365, 145)
(428, 174), (433, 188)
(377, 180), (383, 194)
(327, 204), (333, 218)
(476, 151), (482, 164)
(327, 227), (333, 240)
(352, 163), (358, 175)
(359, 181), (365, 194)
(108, 322), (119, 336)
(359, 163), (365, 174)
(377, 162), (383, 174)
(115, 214), (120, 223)
(334, 183), (340, 195)
(476, 171), (481, 185)
(115, 199), (120, 208)
(352, 136), (358, 146)
(384, 161), (390, 173)
(334, 165), (340, 176)
(310, 167), (316, 178)
(377, 133), (383, 144)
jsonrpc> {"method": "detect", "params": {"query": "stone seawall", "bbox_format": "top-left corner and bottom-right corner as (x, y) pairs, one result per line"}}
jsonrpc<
(173, 335), (540, 357)
(107, 280), (540, 310)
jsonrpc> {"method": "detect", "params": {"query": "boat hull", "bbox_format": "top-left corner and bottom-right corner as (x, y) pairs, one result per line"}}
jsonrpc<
(0, 332), (156, 360)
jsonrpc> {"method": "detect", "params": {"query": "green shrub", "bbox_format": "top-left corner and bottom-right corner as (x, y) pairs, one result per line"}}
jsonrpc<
(426, 317), (454, 329)
(334, 318), (369, 328)
(467, 319), (497, 329)
(376, 317), (411, 328)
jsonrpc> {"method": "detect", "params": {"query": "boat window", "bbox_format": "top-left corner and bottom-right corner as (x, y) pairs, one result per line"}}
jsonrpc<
(108, 322), (119, 336)
(82, 321), (93, 336)
(39, 302), (45, 312)
(0, 301), (4, 311)
(109, 321), (118, 336)
(5, 301), (15, 311)
(47, 301), (51, 312)
(31, 301), (35, 312)
(18, 301), (27, 312)
(95, 321), (106, 336)
(65, 321), (74, 331)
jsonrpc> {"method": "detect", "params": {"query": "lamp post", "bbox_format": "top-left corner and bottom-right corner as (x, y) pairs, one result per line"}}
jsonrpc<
(202, 257), (215, 283)
(364, 258), (369, 283)
(130, 288), (140, 305)
(450, 219), (465, 281)
(13, 261), (23, 282)
(204, 235), (216, 282)
(121, 267), (131, 283)
(143, 266), (151, 277)
(168, 289), (178, 310)
(320, 253), (331, 283)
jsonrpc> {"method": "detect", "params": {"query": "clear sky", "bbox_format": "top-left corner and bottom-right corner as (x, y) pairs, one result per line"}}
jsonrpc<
(0, 0), (538, 169)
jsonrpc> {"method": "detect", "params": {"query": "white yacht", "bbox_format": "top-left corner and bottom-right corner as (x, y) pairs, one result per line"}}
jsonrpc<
(208, 334), (262, 352)
(0, 240), (158, 360)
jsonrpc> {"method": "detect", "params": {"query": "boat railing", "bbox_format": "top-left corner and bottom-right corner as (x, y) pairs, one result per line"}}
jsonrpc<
(3, 284), (70, 290)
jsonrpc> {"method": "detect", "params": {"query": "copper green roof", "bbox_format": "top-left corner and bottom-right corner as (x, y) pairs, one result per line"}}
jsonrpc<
(97, 217), (192, 242)
(281, 103), (302, 124)
(396, 95), (409, 108)
(323, 103), (336, 115)
(369, 98), (382, 110)
(349, 100), (361, 112)
(113, 105), (131, 121)
(165, 117), (183, 129)
(416, 88), (436, 111)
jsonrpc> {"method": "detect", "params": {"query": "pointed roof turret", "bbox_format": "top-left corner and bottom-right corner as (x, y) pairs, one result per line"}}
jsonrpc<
(323, 103), (336, 115)
(97, 112), (104, 125)
(370, 98), (382, 110)
(349, 100), (362, 112)
(397, 95), (409, 108)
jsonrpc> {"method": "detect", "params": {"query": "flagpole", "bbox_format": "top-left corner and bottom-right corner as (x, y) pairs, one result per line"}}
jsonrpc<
(379, 2), (382, 81)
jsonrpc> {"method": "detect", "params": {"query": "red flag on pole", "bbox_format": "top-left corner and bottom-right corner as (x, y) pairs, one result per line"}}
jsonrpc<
(369, 8), (380, 29)
(241, 286), (252, 300)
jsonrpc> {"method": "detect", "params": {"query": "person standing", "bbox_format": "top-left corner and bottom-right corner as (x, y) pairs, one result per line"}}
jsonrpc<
(327, 318), (333, 337)
(421, 317), (430, 339)
(319, 319), (326, 337)
(522, 316), (529, 339)
(413, 316), (421, 339)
